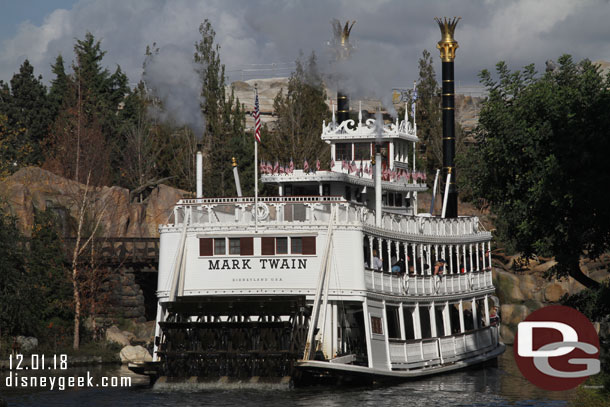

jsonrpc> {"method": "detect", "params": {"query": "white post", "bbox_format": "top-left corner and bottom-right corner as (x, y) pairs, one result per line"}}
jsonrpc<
(254, 138), (258, 232)
(375, 149), (382, 227)
(196, 151), (203, 198)
(232, 157), (242, 197)
(441, 171), (452, 218)
(429, 168), (440, 215)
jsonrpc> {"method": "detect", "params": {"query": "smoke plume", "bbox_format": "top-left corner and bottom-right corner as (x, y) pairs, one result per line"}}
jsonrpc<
(143, 44), (205, 138)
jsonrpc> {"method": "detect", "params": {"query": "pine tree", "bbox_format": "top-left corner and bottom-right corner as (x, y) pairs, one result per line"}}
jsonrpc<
(415, 50), (442, 175)
(49, 55), (70, 120)
(266, 52), (329, 166)
(194, 20), (246, 197)
(3, 60), (52, 164)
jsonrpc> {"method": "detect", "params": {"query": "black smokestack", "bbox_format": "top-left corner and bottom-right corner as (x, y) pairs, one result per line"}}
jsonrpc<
(337, 91), (349, 123)
(435, 17), (460, 218)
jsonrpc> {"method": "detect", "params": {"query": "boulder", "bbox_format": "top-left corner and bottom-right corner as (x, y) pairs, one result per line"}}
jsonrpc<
(500, 325), (515, 345)
(532, 260), (557, 274)
(494, 270), (523, 302)
(106, 326), (131, 347)
(0, 167), (187, 238)
(119, 345), (152, 364)
(518, 274), (538, 301)
(15, 336), (38, 353)
(500, 304), (529, 326)
(544, 283), (568, 303)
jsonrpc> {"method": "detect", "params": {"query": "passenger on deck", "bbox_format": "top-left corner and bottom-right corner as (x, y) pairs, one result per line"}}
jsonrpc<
(433, 259), (446, 275)
(372, 250), (383, 271)
(391, 256), (401, 273)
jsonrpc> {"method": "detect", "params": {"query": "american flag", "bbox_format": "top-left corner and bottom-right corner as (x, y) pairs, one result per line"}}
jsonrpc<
(253, 89), (261, 143)
(330, 158), (335, 169)
(304, 159), (309, 173)
(316, 159), (320, 172)
(289, 158), (294, 174)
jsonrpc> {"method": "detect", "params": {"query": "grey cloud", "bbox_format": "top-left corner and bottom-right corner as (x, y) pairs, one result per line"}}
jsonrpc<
(1, 0), (609, 101)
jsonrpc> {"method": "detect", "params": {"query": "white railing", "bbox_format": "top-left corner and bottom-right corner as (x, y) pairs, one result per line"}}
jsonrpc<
(364, 269), (494, 296)
(167, 197), (486, 239)
(389, 325), (499, 368)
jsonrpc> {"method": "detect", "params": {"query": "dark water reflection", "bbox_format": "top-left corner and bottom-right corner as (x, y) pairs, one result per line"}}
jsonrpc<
(2, 346), (574, 407)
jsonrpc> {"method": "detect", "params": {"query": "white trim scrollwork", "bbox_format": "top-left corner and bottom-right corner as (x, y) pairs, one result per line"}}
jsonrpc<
(255, 202), (270, 221)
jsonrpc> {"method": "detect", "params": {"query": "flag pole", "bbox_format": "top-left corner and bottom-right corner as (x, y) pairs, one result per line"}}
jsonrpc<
(254, 84), (259, 233)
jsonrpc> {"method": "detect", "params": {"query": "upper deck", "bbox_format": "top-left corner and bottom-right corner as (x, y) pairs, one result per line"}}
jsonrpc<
(164, 196), (489, 244)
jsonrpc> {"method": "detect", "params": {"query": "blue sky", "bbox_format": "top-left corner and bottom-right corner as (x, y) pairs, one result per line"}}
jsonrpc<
(0, 0), (609, 102)
(0, 1), (76, 42)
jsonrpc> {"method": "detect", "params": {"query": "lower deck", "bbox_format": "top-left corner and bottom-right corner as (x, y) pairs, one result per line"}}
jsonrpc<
(151, 289), (503, 382)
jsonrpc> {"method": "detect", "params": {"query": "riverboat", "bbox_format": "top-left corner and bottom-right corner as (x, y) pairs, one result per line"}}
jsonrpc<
(139, 17), (505, 386)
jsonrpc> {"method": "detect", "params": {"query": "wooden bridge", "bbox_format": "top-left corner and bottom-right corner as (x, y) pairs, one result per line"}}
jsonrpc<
(63, 237), (159, 268)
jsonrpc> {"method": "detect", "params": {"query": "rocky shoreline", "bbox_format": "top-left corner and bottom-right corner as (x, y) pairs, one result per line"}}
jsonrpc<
(492, 252), (610, 344)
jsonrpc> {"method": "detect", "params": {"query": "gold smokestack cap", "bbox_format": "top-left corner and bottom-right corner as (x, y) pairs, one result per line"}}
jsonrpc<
(435, 17), (460, 62)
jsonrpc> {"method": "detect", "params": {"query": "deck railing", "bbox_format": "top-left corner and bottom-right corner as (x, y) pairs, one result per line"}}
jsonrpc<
(364, 269), (494, 296)
(389, 325), (499, 369)
(168, 197), (486, 238)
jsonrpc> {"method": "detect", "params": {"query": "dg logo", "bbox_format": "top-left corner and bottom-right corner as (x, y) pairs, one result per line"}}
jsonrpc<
(514, 305), (600, 391)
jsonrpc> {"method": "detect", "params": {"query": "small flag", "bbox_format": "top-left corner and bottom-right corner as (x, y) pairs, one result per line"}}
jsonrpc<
(304, 159), (309, 173)
(330, 158), (335, 169)
(253, 89), (261, 143)
(289, 158), (294, 174)
(260, 161), (265, 174)
(273, 161), (279, 174)
(316, 159), (321, 172)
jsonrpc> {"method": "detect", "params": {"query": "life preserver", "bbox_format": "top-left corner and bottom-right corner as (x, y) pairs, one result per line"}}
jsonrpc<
(255, 202), (269, 221)
(434, 275), (442, 293)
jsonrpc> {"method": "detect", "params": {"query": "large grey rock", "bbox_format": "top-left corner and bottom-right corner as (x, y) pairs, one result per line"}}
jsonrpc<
(16, 336), (38, 353)
(106, 326), (131, 347)
(119, 345), (152, 364)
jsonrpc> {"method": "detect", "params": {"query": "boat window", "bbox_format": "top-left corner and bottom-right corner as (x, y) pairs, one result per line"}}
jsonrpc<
(370, 316), (383, 335)
(450, 303), (462, 334)
(354, 143), (370, 160)
(240, 237), (254, 256)
(303, 236), (316, 255)
(261, 237), (275, 255)
(322, 184), (331, 196)
(214, 238), (226, 255)
(435, 305), (446, 337)
(386, 306), (400, 339)
(335, 143), (351, 161)
(291, 237), (303, 254)
(403, 306), (415, 340)
(419, 306), (432, 339)
(229, 238), (240, 255)
(200, 238), (213, 256)
(276, 237), (288, 254)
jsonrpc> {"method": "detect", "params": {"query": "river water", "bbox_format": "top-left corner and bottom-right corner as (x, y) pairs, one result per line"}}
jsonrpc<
(2, 346), (575, 407)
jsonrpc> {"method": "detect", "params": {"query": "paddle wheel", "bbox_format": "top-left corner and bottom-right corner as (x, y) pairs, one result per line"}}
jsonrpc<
(155, 297), (310, 379)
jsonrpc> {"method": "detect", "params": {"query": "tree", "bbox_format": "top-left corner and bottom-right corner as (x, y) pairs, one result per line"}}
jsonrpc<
(460, 55), (610, 288)
(28, 209), (73, 329)
(0, 203), (39, 337)
(0, 60), (52, 165)
(415, 50), (442, 174)
(49, 55), (71, 121)
(266, 52), (329, 166)
(194, 20), (246, 197)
